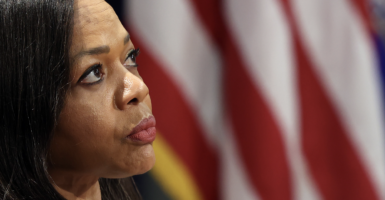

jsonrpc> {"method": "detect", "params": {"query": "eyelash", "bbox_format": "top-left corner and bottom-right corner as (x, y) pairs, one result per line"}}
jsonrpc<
(78, 63), (104, 85)
(77, 48), (141, 85)
(124, 48), (140, 67)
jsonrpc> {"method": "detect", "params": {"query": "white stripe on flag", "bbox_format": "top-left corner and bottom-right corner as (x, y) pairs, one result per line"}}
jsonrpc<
(292, 0), (385, 198)
(224, 0), (321, 199)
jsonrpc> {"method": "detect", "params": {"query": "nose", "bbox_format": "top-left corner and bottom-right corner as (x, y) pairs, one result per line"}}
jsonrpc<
(116, 71), (149, 110)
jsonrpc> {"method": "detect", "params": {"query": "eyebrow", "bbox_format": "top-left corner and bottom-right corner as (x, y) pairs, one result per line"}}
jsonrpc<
(74, 45), (110, 60)
(74, 33), (131, 60)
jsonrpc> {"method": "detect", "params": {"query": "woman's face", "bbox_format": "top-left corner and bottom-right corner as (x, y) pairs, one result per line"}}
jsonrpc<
(49, 0), (155, 178)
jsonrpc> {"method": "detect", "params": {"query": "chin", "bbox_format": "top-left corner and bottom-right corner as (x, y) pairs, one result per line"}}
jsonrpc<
(133, 144), (156, 175)
(135, 156), (156, 175)
(108, 144), (156, 178)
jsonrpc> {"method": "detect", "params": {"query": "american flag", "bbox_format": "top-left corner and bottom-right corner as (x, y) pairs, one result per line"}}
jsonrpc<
(108, 0), (385, 199)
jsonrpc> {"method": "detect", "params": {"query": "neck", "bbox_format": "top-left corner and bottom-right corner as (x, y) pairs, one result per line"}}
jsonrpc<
(49, 170), (101, 200)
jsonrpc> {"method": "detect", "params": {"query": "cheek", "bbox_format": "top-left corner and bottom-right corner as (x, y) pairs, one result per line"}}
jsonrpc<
(62, 99), (115, 142)
(49, 97), (117, 173)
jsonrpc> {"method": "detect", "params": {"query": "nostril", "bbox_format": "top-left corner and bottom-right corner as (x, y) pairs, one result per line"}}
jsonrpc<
(128, 98), (138, 105)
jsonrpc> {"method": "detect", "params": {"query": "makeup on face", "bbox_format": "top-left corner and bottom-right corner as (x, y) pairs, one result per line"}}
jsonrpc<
(126, 116), (156, 144)
(49, 0), (156, 184)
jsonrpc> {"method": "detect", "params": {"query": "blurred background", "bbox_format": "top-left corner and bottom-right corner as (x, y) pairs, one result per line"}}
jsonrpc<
(107, 0), (385, 199)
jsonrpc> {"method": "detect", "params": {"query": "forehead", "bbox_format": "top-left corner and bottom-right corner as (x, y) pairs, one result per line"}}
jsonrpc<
(71, 0), (125, 53)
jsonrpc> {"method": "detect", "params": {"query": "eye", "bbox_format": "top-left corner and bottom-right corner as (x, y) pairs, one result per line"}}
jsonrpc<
(124, 48), (140, 67)
(78, 63), (104, 85)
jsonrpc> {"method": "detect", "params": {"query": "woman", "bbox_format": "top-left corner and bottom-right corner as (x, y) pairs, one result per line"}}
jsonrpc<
(0, 0), (155, 199)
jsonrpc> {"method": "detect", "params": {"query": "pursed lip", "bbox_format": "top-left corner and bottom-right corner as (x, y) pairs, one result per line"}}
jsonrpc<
(126, 116), (156, 144)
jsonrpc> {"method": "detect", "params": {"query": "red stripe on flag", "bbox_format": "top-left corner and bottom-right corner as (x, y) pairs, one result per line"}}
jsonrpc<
(129, 30), (219, 200)
(279, 1), (379, 199)
(223, 28), (293, 200)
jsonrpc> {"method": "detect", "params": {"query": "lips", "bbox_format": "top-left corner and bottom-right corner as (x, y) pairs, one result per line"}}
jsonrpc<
(127, 116), (156, 144)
